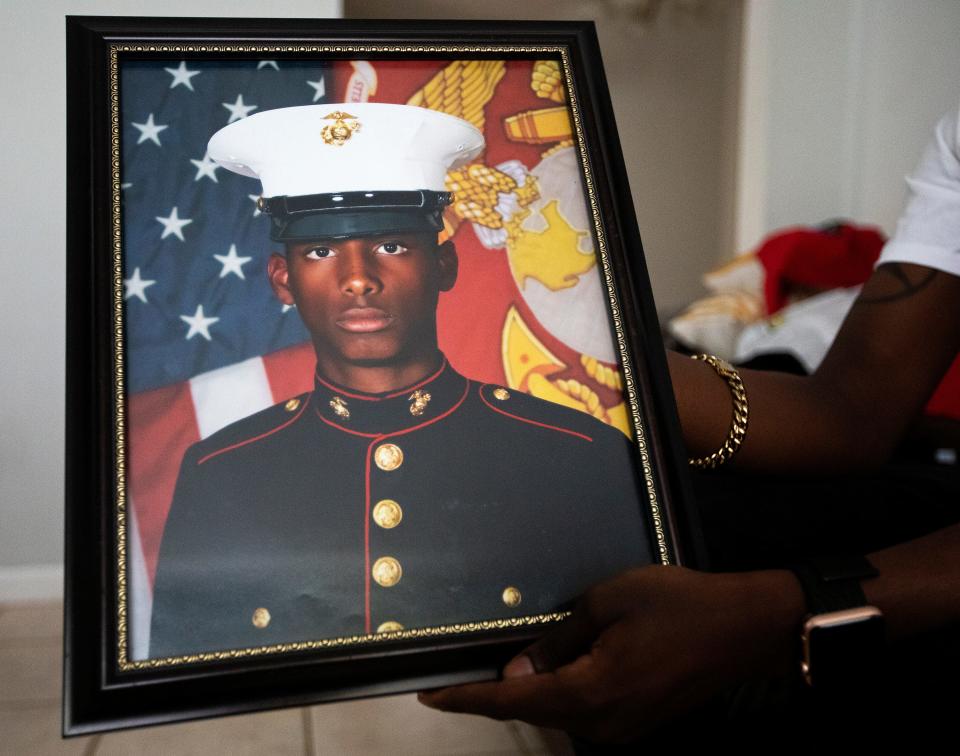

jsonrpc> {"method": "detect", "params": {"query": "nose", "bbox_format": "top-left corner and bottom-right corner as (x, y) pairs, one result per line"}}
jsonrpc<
(340, 250), (382, 297)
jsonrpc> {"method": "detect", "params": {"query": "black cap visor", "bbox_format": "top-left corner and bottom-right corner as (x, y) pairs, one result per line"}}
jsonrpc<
(264, 189), (452, 242)
(271, 208), (444, 242)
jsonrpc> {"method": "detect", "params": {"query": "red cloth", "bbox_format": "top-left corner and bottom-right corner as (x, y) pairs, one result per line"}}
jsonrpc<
(756, 223), (887, 314)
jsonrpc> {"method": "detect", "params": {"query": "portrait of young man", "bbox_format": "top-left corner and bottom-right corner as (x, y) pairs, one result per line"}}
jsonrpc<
(146, 103), (653, 659)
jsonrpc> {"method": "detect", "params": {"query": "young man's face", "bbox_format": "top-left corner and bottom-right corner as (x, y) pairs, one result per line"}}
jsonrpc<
(268, 231), (458, 371)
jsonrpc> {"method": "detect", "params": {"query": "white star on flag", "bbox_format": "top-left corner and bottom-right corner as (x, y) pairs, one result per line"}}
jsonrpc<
(132, 113), (168, 146)
(121, 182), (133, 190)
(190, 152), (220, 182)
(306, 77), (326, 102)
(180, 305), (220, 341)
(249, 194), (263, 217)
(123, 267), (156, 303)
(164, 61), (201, 91)
(156, 207), (193, 241)
(223, 94), (257, 123)
(214, 244), (253, 279)
(258, 60), (280, 70)
(282, 303), (296, 313)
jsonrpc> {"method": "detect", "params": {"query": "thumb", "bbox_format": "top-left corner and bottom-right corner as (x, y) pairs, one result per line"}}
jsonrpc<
(505, 600), (603, 677)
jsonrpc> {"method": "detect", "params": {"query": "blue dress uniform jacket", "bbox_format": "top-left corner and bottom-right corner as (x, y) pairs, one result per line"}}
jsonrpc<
(149, 358), (653, 658)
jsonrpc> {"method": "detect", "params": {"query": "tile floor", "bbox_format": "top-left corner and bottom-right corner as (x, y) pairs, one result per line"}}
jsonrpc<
(0, 602), (573, 755)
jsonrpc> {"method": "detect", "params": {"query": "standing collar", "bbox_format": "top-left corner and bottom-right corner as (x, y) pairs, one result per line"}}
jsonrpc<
(312, 356), (468, 435)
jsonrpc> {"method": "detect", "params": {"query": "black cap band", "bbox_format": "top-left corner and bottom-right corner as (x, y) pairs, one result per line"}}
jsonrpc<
(263, 190), (453, 241)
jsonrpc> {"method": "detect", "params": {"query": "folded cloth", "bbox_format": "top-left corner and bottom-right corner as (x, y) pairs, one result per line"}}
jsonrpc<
(756, 222), (886, 314)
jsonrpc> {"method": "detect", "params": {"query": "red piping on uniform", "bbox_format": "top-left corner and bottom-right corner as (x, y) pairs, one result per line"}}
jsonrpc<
(315, 410), (382, 437)
(362, 378), (470, 634)
(478, 386), (594, 443)
(377, 378), (470, 441)
(314, 358), (447, 402)
(380, 359), (447, 399)
(196, 394), (312, 465)
(315, 371), (469, 438)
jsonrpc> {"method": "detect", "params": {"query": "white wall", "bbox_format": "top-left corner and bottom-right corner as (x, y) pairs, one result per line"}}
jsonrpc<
(0, 1), (342, 600)
(736, 0), (960, 251)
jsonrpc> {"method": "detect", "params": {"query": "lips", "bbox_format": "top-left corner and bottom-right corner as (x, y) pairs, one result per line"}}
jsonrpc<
(335, 307), (395, 333)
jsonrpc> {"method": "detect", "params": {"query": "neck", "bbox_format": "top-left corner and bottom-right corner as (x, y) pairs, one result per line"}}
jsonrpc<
(314, 349), (444, 394)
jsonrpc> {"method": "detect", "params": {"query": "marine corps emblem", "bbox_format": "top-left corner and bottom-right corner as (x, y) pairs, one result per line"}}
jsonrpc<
(408, 389), (432, 416)
(320, 110), (361, 146)
(329, 396), (351, 419)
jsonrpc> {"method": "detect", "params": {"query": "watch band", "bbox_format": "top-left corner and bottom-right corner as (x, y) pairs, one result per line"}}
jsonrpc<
(790, 555), (879, 614)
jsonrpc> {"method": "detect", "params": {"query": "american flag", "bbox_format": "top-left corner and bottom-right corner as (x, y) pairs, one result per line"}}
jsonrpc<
(122, 59), (336, 659)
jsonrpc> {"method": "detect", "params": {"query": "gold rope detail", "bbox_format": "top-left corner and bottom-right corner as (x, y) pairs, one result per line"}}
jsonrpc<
(407, 59), (506, 133)
(581, 354), (623, 391)
(552, 377), (610, 423)
(445, 163), (541, 231)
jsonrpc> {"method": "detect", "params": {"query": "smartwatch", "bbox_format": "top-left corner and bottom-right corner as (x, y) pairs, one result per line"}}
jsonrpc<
(790, 556), (886, 690)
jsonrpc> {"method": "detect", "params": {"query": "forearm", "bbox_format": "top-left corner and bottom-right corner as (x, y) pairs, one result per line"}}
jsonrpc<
(669, 264), (960, 473)
(863, 522), (960, 640)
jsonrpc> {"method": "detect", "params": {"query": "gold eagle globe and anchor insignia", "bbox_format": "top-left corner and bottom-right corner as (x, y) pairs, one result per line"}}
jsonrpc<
(320, 111), (362, 146)
(329, 396), (351, 419)
(408, 389), (432, 416)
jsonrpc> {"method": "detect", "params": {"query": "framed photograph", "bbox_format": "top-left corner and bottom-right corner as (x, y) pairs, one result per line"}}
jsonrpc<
(65, 16), (698, 735)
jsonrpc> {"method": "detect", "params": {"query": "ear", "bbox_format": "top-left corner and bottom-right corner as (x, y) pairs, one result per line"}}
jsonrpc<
(436, 240), (458, 292)
(267, 252), (295, 305)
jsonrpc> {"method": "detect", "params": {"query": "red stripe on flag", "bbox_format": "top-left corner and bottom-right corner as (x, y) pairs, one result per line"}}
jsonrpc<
(263, 341), (316, 403)
(128, 381), (201, 586)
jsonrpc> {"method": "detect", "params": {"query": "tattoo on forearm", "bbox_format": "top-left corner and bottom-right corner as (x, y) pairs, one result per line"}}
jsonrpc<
(859, 264), (939, 304)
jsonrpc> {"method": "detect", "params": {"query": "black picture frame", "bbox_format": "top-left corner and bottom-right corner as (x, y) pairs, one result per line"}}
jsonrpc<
(64, 15), (700, 736)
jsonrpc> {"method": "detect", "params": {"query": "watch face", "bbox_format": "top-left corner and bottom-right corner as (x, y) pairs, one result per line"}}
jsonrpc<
(803, 608), (886, 689)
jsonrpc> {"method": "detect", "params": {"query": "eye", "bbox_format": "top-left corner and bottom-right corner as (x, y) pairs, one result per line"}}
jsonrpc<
(305, 246), (335, 260)
(374, 241), (408, 255)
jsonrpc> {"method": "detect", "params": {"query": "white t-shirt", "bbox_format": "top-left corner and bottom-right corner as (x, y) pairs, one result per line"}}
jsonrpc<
(878, 104), (960, 277)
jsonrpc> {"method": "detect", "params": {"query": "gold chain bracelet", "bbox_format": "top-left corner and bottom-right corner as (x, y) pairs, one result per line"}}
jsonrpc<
(687, 354), (749, 470)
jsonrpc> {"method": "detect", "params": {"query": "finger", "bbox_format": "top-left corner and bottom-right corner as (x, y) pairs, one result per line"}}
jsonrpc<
(418, 659), (598, 729)
(519, 600), (606, 674)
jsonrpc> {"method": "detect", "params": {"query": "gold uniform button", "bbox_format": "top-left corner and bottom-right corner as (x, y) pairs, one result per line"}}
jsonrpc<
(284, 397), (301, 412)
(493, 387), (510, 401)
(502, 586), (522, 608)
(374, 443), (403, 471)
(372, 556), (402, 587)
(252, 607), (271, 628)
(373, 499), (403, 529)
(376, 621), (404, 633)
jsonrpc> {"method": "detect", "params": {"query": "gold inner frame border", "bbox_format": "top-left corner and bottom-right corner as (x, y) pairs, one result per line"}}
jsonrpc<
(108, 42), (668, 672)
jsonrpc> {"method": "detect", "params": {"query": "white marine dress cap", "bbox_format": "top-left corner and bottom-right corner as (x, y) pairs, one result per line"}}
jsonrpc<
(208, 103), (485, 240)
